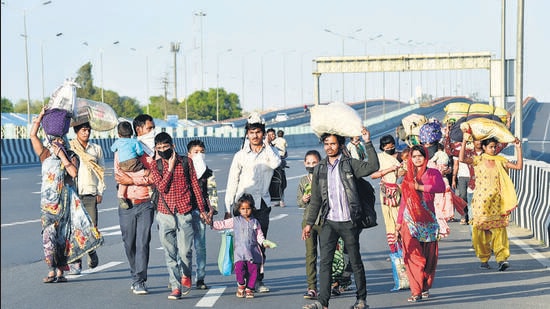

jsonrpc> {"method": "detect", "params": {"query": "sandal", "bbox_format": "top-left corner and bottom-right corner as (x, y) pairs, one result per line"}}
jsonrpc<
(56, 271), (67, 283)
(422, 291), (429, 299)
(407, 295), (422, 302)
(460, 218), (467, 225)
(43, 273), (56, 283)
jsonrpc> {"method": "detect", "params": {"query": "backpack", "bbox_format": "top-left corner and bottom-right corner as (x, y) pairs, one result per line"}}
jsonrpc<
(341, 158), (377, 229)
(150, 155), (193, 211)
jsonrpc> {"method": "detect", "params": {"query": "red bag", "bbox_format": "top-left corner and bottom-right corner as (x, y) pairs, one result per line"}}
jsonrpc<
(42, 108), (71, 137)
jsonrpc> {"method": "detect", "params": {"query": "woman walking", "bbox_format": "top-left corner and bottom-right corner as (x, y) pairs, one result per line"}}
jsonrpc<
(459, 136), (522, 271)
(396, 145), (446, 302)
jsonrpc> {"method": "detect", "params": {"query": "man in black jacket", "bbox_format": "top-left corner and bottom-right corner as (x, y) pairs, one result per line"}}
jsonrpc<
(302, 128), (379, 309)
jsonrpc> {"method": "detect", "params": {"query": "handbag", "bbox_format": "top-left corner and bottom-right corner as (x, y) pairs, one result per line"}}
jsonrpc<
(42, 108), (71, 137)
(217, 231), (234, 276)
(381, 181), (401, 207)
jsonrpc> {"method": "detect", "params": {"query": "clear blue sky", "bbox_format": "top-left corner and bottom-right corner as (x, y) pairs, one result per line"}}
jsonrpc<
(2, 0), (549, 113)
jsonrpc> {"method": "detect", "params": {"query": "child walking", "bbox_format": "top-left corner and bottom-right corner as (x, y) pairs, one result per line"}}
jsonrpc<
(297, 150), (322, 299)
(211, 193), (276, 298)
(110, 121), (146, 209)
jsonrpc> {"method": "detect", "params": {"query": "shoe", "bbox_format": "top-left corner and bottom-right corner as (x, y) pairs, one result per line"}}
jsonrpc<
(350, 299), (369, 309)
(196, 279), (208, 290)
(498, 261), (509, 271)
(67, 262), (82, 275)
(422, 291), (429, 299)
(181, 276), (192, 295)
(302, 301), (323, 309)
(304, 289), (318, 299)
(119, 198), (130, 209)
(245, 288), (255, 298)
(88, 251), (99, 269)
(236, 284), (245, 298)
(168, 289), (182, 300)
(257, 281), (270, 293)
(407, 295), (422, 302)
(132, 282), (149, 295)
(480, 262), (491, 269)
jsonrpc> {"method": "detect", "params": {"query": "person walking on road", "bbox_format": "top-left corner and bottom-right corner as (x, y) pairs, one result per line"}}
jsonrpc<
(114, 114), (156, 295)
(212, 193), (277, 299)
(31, 108), (102, 283)
(459, 136), (523, 271)
(301, 128), (379, 309)
(224, 113), (281, 293)
(186, 139), (217, 290)
(396, 145), (446, 303)
(150, 132), (210, 300)
(297, 150), (322, 299)
(68, 121), (105, 274)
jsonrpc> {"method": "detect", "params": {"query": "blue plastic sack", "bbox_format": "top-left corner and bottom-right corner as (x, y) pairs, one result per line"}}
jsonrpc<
(218, 231), (234, 276)
(390, 248), (410, 291)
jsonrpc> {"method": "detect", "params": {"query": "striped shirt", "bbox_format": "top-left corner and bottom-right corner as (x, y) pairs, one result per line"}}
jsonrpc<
(326, 155), (351, 222)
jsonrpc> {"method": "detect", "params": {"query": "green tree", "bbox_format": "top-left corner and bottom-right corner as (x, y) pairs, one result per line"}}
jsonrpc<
(75, 62), (96, 98)
(1, 98), (14, 112)
(14, 99), (43, 114)
(185, 88), (241, 121)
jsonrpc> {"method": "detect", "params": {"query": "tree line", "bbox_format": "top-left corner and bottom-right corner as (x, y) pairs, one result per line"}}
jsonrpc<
(1, 62), (243, 121)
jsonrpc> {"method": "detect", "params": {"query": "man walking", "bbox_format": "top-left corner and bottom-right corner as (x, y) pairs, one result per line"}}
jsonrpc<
(114, 114), (156, 295)
(69, 122), (105, 274)
(302, 128), (379, 309)
(150, 132), (210, 300)
(225, 113), (281, 292)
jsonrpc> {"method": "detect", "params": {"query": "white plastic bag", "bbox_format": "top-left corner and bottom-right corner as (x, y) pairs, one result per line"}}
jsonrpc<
(71, 98), (118, 132)
(47, 78), (79, 117)
(310, 102), (363, 137)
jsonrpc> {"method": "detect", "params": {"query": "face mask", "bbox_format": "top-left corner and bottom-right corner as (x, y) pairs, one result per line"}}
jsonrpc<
(385, 148), (396, 155)
(157, 148), (173, 160)
(137, 130), (156, 156)
(192, 153), (207, 179)
(306, 166), (315, 174)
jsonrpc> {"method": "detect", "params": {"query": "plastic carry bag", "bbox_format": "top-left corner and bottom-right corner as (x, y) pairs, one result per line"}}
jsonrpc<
(218, 231), (234, 276)
(390, 247), (410, 291)
(71, 98), (118, 132)
(310, 102), (363, 137)
(401, 113), (427, 137)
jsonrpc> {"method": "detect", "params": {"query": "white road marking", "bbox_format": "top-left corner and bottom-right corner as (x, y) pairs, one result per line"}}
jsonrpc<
(510, 236), (550, 269)
(270, 214), (288, 221)
(195, 286), (227, 307)
(65, 261), (124, 279)
(1, 219), (41, 227)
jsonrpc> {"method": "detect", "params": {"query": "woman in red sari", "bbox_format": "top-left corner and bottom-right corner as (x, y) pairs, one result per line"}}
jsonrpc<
(396, 145), (446, 302)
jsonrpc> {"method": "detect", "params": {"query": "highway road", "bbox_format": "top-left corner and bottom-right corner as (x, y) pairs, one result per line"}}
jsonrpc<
(2, 143), (549, 309)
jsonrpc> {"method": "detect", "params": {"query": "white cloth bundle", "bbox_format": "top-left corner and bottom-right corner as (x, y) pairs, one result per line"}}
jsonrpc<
(310, 102), (363, 137)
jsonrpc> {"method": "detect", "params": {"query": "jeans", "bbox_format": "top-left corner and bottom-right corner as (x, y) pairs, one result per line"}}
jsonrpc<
(157, 211), (194, 289)
(118, 201), (155, 284)
(318, 220), (367, 307)
(186, 209), (207, 282)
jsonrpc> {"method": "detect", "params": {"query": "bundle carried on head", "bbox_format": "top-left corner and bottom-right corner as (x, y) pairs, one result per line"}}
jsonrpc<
(460, 117), (515, 143)
(42, 79), (80, 137)
(310, 102), (363, 137)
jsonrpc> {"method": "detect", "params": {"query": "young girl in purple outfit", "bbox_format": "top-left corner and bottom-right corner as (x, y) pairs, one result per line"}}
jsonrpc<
(212, 193), (276, 298)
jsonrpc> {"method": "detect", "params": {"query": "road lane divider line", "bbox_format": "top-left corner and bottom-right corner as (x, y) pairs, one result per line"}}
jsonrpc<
(270, 214), (288, 221)
(66, 261), (124, 279)
(1, 219), (41, 227)
(195, 286), (226, 307)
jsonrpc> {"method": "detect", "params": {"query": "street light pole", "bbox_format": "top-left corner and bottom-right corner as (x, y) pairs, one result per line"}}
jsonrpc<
(324, 28), (362, 102)
(194, 11), (207, 90)
(216, 48), (232, 122)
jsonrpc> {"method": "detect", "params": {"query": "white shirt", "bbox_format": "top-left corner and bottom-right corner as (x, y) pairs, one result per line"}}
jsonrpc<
(225, 144), (281, 213)
(76, 142), (106, 196)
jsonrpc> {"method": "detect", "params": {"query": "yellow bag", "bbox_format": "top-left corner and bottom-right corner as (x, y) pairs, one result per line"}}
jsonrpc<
(401, 113), (427, 137)
(493, 107), (510, 124)
(444, 102), (470, 123)
(460, 117), (515, 143)
(468, 103), (494, 115)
